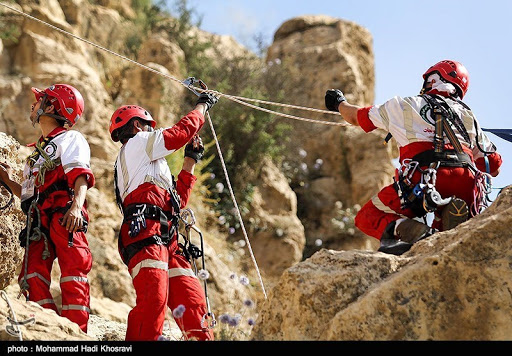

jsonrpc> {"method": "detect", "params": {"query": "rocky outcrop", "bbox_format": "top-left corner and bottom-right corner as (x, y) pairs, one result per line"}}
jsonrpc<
(252, 186), (512, 340)
(248, 158), (306, 277)
(0, 284), (94, 341)
(266, 16), (396, 254)
(0, 133), (25, 291)
(0, 0), (259, 340)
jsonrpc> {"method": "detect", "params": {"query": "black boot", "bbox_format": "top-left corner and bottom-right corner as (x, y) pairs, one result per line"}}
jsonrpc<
(377, 221), (413, 256)
(378, 238), (413, 255)
(377, 219), (434, 256)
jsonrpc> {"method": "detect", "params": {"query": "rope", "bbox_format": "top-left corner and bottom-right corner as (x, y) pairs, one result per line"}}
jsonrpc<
(19, 199), (51, 299)
(205, 111), (267, 299)
(34, 141), (58, 187)
(471, 170), (493, 216)
(0, 2), (351, 299)
(1, 290), (37, 341)
(0, 2), (349, 128)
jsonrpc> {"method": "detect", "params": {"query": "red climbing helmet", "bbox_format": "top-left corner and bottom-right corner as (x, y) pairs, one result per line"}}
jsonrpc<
(109, 105), (156, 142)
(422, 60), (470, 99)
(31, 84), (85, 126)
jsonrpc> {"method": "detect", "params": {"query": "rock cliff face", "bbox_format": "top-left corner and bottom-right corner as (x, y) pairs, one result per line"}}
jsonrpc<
(0, 133), (24, 291)
(266, 16), (395, 255)
(252, 186), (512, 341)
(0, 0), (261, 340)
(1, 0), (481, 342)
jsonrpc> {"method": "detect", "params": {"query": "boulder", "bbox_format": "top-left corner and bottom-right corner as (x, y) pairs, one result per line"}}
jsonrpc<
(252, 186), (512, 340)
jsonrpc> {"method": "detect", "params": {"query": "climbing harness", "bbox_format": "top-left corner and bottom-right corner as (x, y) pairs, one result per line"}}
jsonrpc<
(395, 160), (452, 216)
(393, 94), (494, 219)
(1, 289), (36, 341)
(117, 203), (177, 265)
(179, 208), (216, 330)
(114, 162), (182, 266)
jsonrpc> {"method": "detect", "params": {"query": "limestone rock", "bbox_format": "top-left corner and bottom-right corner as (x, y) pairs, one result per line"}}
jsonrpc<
(0, 133), (24, 291)
(267, 15), (395, 252)
(0, 285), (93, 341)
(252, 186), (512, 340)
(0, 1), (398, 342)
(248, 159), (306, 277)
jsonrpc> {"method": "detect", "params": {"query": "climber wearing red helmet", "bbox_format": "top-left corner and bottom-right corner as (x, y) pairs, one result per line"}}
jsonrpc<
(0, 84), (94, 332)
(325, 60), (502, 255)
(110, 91), (218, 341)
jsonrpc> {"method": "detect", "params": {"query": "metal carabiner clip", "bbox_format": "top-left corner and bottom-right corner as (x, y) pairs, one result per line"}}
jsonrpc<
(201, 312), (217, 330)
(182, 77), (208, 97)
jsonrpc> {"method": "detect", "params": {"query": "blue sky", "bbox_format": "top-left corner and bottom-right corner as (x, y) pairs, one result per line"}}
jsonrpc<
(180, 0), (511, 201)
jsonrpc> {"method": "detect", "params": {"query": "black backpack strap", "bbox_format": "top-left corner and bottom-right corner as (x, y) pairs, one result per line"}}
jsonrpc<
(422, 94), (469, 156)
(113, 160), (124, 214)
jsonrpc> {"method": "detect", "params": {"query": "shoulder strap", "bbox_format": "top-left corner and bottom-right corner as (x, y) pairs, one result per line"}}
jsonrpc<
(422, 94), (467, 154)
(113, 161), (124, 214)
(169, 175), (181, 216)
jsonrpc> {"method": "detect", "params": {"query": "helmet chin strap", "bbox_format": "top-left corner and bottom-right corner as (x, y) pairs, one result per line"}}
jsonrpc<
(33, 94), (69, 127)
(33, 94), (48, 127)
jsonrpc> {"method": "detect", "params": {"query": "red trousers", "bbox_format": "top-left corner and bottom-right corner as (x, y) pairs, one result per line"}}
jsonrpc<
(124, 240), (214, 341)
(355, 166), (478, 240)
(18, 209), (92, 332)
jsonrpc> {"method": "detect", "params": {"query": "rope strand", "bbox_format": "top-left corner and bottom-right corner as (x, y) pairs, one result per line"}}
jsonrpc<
(0, 2), (351, 299)
(0, 2), (349, 127)
(205, 111), (267, 299)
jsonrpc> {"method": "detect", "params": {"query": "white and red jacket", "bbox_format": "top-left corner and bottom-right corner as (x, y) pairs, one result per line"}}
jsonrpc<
(114, 109), (205, 247)
(353, 94), (503, 240)
(114, 109), (213, 341)
(356, 95), (502, 173)
(23, 127), (95, 213)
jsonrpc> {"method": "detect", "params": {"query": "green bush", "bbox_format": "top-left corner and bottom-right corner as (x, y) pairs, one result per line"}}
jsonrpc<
(165, 0), (296, 233)
(124, 0), (168, 56)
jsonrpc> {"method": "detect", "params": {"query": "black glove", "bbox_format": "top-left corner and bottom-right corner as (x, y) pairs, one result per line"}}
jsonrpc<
(196, 92), (219, 111)
(184, 135), (204, 163)
(325, 89), (346, 112)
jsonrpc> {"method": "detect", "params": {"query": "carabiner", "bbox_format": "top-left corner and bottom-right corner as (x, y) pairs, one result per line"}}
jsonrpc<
(182, 77), (208, 97)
